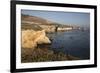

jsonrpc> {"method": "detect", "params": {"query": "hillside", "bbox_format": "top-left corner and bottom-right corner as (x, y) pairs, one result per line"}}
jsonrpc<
(21, 14), (74, 32)
(22, 14), (48, 24)
(21, 14), (80, 63)
(21, 14), (58, 25)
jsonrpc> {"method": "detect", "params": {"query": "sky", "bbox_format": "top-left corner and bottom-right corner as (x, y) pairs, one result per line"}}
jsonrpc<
(21, 10), (90, 28)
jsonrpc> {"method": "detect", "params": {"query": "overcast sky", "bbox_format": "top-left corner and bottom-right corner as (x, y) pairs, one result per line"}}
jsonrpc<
(21, 10), (90, 28)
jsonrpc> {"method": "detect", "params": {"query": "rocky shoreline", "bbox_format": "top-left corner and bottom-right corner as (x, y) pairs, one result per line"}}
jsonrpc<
(21, 14), (80, 63)
(21, 45), (80, 63)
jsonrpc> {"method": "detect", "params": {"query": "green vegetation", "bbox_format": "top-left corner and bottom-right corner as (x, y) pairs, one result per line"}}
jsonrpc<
(21, 46), (79, 63)
(21, 14), (80, 63)
(21, 23), (43, 31)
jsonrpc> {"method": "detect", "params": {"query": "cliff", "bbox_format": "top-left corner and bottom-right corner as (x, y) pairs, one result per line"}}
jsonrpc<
(21, 14), (74, 32)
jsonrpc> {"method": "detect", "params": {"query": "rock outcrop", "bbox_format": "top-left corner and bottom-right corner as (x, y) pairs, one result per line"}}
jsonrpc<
(21, 29), (51, 49)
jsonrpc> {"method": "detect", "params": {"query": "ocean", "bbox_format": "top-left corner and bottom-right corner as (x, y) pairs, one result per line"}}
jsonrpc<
(47, 30), (90, 59)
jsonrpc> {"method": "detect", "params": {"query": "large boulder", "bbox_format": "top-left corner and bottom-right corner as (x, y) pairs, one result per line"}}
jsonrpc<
(21, 29), (51, 49)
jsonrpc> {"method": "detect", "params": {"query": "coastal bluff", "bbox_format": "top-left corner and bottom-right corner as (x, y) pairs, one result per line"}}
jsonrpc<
(21, 14), (76, 33)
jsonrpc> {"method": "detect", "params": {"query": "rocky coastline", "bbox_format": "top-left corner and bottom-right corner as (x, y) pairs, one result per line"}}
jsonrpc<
(21, 14), (80, 63)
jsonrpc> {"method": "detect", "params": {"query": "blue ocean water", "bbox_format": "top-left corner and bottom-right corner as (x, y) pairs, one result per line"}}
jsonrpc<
(48, 30), (90, 59)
